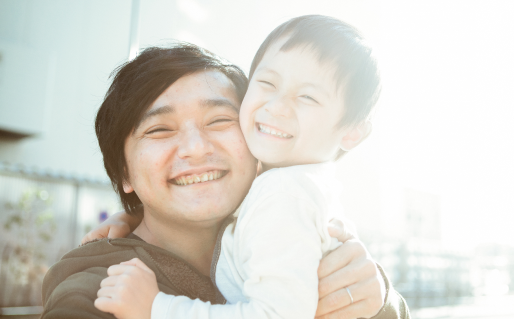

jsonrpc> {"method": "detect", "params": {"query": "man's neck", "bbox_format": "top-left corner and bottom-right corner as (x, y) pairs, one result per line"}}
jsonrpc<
(133, 212), (223, 277)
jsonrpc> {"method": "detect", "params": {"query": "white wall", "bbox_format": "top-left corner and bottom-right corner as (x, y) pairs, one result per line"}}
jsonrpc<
(0, 0), (131, 180)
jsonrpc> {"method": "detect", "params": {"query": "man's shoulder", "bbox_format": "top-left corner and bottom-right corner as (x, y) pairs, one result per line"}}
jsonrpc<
(41, 238), (145, 318)
(41, 237), (221, 318)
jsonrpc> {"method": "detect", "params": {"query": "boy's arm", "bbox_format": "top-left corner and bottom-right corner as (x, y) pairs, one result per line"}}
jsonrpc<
(81, 210), (143, 245)
(96, 193), (325, 319)
(316, 220), (410, 319)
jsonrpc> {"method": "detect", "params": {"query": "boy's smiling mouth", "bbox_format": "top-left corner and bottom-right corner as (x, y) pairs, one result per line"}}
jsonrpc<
(256, 123), (293, 139)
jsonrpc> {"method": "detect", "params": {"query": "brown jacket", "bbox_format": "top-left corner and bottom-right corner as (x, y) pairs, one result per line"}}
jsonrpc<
(41, 235), (224, 319)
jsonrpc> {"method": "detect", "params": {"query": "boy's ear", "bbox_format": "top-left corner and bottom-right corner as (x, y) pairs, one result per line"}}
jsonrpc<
(339, 121), (372, 152)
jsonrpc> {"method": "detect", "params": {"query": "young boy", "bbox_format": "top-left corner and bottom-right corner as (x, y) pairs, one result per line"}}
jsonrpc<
(93, 15), (380, 319)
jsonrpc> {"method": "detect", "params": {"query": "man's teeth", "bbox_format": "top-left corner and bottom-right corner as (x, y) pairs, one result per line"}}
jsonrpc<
(258, 124), (292, 138)
(174, 170), (223, 185)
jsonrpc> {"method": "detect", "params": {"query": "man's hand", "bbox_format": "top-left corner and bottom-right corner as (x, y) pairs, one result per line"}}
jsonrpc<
(316, 219), (386, 319)
(95, 258), (159, 319)
(81, 211), (141, 245)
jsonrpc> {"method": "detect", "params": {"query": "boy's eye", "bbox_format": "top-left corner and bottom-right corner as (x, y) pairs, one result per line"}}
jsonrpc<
(258, 80), (276, 88)
(300, 95), (319, 104)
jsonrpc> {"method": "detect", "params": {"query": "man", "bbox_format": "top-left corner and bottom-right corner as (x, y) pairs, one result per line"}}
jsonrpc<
(41, 44), (409, 319)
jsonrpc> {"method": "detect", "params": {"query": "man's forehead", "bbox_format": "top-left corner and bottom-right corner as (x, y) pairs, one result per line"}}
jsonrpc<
(134, 71), (240, 130)
(157, 70), (238, 104)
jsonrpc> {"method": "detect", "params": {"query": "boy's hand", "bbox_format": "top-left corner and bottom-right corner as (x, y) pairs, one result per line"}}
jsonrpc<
(316, 219), (386, 319)
(95, 258), (158, 319)
(81, 211), (142, 245)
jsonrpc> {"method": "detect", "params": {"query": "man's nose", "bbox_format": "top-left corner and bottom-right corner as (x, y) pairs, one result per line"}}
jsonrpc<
(177, 126), (214, 160)
(265, 95), (293, 118)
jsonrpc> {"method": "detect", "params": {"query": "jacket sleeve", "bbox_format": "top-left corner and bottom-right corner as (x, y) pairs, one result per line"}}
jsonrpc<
(369, 264), (411, 319)
(41, 267), (116, 319)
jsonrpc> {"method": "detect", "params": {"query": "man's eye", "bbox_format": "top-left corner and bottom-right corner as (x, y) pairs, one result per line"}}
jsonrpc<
(147, 128), (170, 134)
(209, 119), (232, 125)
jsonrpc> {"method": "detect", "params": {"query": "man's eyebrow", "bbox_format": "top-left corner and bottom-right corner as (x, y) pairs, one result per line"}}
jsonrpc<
(135, 105), (175, 131)
(201, 98), (238, 112)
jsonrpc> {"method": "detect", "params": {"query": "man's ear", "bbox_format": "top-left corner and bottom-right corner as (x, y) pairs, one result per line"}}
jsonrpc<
(122, 179), (134, 193)
(339, 121), (372, 152)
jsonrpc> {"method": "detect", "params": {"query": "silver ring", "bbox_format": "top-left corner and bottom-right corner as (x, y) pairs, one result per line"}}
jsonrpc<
(346, 287), (354, 304)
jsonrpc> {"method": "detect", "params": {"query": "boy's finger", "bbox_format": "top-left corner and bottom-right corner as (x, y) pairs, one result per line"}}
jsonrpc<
(121, 258), (153, 274)
(107, 264), (134, 276)
(100, 275), (120, 288)
(94, 296), (116, 313)
(97, 286), (118, 299)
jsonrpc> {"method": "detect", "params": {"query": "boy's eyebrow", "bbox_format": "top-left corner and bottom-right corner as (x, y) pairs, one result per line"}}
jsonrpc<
(300, 83), (332, 98)
(135, 105), (174, 131)
(201, 98), (239, 112)
(254, 66), (280, 77)
(256, 67), (333, 98)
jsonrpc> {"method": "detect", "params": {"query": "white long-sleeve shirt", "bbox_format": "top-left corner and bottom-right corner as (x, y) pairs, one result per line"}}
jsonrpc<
(152, 162), (343, 319)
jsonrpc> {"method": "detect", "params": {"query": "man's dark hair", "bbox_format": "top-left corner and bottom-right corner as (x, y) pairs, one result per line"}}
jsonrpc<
(250, 15), (381, 129)
(96, 43), (248, 215)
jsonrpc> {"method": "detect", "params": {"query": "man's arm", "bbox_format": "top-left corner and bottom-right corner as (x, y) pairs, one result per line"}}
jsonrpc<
(316, 220), (410, 319)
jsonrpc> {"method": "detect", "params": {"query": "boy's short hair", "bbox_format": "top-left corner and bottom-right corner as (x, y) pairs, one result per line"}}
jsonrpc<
(96, 43), (248, 215)
(249, 15), (381, 129)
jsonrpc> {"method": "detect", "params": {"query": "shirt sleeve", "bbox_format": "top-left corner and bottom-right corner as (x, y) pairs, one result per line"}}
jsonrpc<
(370, 264), (411, 319)
(151, 192), (324, 319)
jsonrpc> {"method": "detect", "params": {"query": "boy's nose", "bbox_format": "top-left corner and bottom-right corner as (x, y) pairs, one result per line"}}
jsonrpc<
(177, 126), (214, 160)
(265, 96), (293, 118)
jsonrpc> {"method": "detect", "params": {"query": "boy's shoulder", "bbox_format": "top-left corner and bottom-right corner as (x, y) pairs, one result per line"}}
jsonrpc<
(251, 162), (340, 200)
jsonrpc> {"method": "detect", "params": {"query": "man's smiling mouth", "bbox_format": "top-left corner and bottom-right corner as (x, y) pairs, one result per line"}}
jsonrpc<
(257, 123), (293, 139)
(173, 170), (227, 185)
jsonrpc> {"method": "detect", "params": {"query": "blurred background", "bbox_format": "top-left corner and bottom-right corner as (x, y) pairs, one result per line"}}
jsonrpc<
(0, 0), (513, 318)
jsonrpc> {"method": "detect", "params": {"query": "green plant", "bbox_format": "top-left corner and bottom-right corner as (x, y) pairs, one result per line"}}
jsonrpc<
(2, 188), (56, 286)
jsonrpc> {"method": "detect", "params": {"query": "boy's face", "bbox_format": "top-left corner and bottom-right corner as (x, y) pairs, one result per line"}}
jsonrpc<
(240, 38), (350, 169)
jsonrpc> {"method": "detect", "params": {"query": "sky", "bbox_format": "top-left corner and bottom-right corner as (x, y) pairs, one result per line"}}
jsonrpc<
(154, 0), (514, 250)
(378, 1), (514, 249)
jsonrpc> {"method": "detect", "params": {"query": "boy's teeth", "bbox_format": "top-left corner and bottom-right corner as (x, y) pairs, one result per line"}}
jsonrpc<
(174, 170), (224, 185)
(258, 124), (292, 138)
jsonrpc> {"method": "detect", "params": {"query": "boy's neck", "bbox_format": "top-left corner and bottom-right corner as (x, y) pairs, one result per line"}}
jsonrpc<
(133, 210), (222, 277)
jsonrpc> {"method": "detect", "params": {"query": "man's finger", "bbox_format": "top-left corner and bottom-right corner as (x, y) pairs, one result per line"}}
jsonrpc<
(81, 231), (106, 245)
(316, 282), (362, 317)
(318, 240), (363, 279)
(316, 300), (369, 319)
(318, 258), (375, 298)
(107, 224), (129, 239)
(327, 218), (356, 243)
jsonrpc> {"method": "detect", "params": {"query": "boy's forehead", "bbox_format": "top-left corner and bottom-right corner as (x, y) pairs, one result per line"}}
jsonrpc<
(258, 40), (341, 97)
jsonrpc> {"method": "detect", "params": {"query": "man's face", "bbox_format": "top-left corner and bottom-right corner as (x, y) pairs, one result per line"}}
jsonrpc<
(123, 70), (257, 225)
